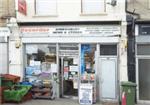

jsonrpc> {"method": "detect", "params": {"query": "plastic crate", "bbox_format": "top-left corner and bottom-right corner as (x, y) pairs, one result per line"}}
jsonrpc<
(1, 80), (14, 87)
(2, 74), (20, 83)
(3, 85), (32, 102)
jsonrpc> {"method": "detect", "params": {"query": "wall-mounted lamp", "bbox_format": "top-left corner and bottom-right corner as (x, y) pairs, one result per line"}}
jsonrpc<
(107, 0), (117, 6)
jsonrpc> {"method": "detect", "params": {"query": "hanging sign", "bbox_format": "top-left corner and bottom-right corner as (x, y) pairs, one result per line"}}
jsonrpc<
(18, 0), (27, 15)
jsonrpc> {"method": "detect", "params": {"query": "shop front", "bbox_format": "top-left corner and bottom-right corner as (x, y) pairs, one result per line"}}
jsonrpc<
(20, 24), (120, 102)
(135, 24), (150, 104)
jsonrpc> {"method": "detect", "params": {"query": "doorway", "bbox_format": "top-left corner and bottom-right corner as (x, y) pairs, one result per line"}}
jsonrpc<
(136, 44), (150, 103)
(59, 57), (79, 98)
(99, 57), (117, 99)
(99, 44), (118, 100)
(138, 59), (150, 101)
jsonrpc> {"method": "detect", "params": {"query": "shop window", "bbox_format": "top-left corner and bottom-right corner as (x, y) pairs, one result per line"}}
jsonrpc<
(137, 44), (150, 55)
(80, 44), (97, 103)
(25, 44), (57, 82)
(100, 45), (117, 56)
(81, 0), (105, 14)
(35, 0), (57, 16)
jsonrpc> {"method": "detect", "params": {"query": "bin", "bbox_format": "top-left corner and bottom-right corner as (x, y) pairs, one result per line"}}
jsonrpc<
(121, 81), (136, 105)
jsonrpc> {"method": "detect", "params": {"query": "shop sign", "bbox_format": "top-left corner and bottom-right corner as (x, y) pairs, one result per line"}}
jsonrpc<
(79, 84), (93, 105)
(20, 25), (120, 37)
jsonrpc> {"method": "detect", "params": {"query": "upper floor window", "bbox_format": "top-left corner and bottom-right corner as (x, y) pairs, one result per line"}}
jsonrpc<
(35, 0), (57, 16)
(81, 0), (105, 14)
(139, 25), (150, 35)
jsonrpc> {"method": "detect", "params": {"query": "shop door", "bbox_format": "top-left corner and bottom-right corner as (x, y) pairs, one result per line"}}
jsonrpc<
(60, 57), (79, 98)
(138, 59), (150, 101)
(99, 58), (117, 99)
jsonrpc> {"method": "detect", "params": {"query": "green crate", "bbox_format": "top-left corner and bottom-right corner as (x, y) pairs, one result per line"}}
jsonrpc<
(3, 85), (32, 102)
(1, 79), (14, 87)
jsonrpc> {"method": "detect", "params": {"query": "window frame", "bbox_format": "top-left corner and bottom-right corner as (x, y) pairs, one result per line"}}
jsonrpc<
(34, 0), (58, 16)
(81, 0), (106, 15)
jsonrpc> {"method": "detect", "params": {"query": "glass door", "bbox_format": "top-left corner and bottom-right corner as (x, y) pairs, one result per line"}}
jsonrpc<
(60, 57), (79, 98)
(138, 59), (150, 100)
(59, 43), (79, 98)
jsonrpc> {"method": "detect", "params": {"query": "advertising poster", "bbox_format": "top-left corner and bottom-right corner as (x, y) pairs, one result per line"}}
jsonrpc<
(81, 44), (91, 74)
(79, 84), (93, 105)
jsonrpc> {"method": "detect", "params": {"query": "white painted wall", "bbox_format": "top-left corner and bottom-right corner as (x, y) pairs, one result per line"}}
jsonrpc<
(119, 21), (128, 82)
(16, 0), (126, 22)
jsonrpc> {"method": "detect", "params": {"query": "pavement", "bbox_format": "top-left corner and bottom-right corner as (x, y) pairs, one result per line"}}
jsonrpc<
(2, 98), (118, 105)
(2, 98), (150, 105)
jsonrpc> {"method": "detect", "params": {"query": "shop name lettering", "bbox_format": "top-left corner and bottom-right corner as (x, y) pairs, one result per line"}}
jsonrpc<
(20, 28), (49, 33)
(53, 28), (82, 34)
(20, 27), (120, 35)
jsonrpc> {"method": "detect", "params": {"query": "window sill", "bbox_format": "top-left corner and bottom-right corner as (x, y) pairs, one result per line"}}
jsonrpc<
(33, 15), (58, 18)
(80, 13), (107, 16)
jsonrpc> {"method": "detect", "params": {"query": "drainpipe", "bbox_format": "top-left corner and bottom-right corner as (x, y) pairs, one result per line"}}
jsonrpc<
(125, 0), (140, 82)
(125, 0), (141, 104)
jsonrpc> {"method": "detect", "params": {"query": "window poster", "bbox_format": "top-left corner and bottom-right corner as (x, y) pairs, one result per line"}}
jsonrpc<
(51, 63), (57, 73)
(64, 61), (68, 67)
(73, 79), (78, 89)
(69, 66), (78, 72)
(26, 45), (38, 54)
(81, 44), (91, 74)
(29, 60), (35, 66)
(64, 72), (68, 80)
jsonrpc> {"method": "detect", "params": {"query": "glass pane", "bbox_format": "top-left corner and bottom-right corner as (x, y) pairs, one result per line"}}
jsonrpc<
(25, 44), (57, 81)
(138, 59), (150, 100)
(36, 0), (57, 15)
(82, 0), (105, 14)
(100, 45), (117, 55)
(137, 44), (150, 55)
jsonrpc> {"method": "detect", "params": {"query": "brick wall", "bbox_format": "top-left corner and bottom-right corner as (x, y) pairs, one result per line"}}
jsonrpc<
(0, 0), (15, 26)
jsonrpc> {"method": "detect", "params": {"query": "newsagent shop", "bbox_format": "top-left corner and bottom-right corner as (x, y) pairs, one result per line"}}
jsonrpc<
(18, 24), (125, 103)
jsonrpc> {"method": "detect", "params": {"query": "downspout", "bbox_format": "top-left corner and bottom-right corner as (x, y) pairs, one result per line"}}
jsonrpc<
(125, 0), (140, 104)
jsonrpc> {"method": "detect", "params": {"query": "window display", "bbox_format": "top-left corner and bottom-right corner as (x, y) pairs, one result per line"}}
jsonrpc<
(25, 44), (57, 99)
(80, 44), (96, 103)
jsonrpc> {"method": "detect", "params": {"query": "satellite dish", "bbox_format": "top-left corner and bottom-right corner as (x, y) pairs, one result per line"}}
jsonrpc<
(107, 0), (117, 6)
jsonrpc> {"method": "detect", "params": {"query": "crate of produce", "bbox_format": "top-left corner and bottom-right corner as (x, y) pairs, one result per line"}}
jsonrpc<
(1, 79), (14, 87)
(3, 85), (31, 102)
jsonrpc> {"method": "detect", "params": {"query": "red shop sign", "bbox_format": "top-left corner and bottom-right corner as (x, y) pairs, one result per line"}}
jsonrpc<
(18, 0), (27, 15)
